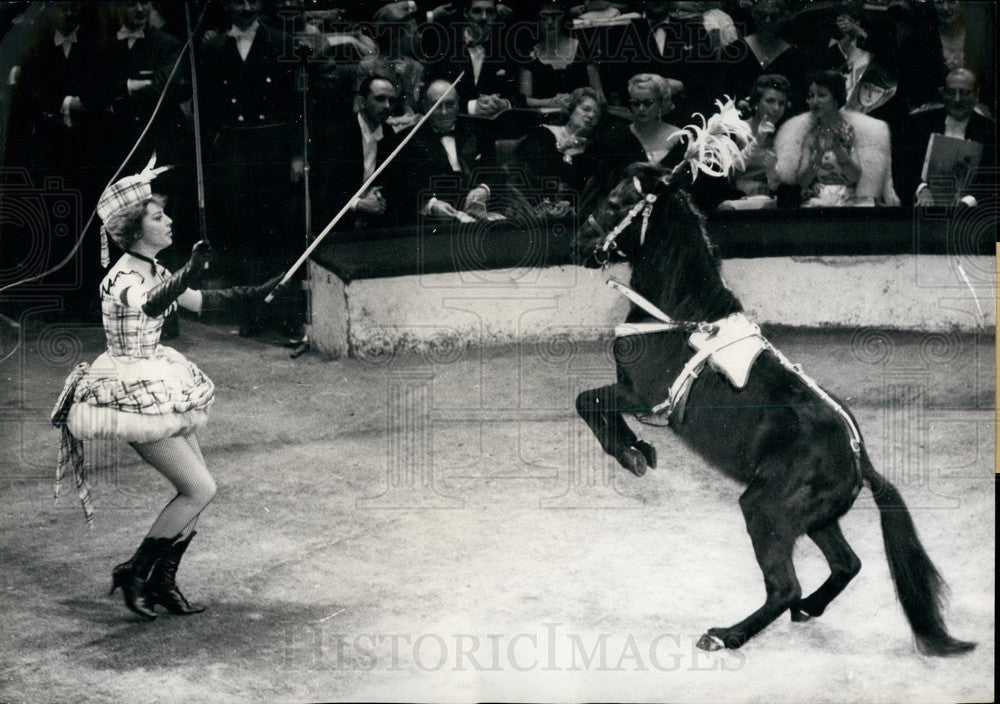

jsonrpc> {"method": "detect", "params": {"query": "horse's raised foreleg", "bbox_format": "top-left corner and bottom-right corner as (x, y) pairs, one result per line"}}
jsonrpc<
(697, 479), (803, 651)
(791, 521), (862, 622)
(575, 383), (656, 476)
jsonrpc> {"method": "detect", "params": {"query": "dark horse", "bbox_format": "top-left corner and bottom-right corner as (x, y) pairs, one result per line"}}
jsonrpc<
(573, 162), (976, 656)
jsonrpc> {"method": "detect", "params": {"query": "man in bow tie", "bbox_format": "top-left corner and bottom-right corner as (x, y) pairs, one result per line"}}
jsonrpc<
(198, 0), (302, 305)
(3, 1), (104, 319)
(87, 2), (191, 177)
(392, 78), (500, 225)
(422, 0), (522, 117)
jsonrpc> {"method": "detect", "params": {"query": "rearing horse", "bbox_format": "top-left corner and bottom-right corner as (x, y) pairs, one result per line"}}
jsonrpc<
(573, 161), (975, 656)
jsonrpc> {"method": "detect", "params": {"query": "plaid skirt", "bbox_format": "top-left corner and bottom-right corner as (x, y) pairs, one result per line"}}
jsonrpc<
(51, 346), (215, 523)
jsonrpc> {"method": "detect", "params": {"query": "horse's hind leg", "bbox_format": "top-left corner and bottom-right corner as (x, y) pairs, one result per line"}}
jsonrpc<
(697, 480), (803, 651)
(575, 383), (655, 476)
(791, 521), (861, 622)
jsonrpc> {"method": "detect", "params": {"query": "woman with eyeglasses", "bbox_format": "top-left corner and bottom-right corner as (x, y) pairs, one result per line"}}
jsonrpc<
(584, 73), (685, 206)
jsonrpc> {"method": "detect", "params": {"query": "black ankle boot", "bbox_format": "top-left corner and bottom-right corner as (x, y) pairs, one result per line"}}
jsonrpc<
(110, 537), (170, 620)
(145, 532), (206, 615)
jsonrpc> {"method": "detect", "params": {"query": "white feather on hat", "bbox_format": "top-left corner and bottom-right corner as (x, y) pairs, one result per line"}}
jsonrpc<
(96, 153), (171, 266)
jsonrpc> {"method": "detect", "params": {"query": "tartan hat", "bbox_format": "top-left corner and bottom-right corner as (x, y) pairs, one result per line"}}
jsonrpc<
(97, 153), (170, 266)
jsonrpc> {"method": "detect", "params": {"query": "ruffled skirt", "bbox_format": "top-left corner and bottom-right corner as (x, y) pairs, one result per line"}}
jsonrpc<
(61, 346), (214, 442)
(51, 346), (215, 522)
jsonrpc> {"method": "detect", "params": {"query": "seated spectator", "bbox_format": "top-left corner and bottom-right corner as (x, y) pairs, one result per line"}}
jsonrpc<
(506, 86), (604, 218)
(310, 75), (403, 233)
(586, 73), (685, 200)
(720, 0), (805, 109)
(519, 1), (603, 111)
(844, 61), (908, 148)
(898, 68), (996, 205)
(718, 74), (791, 209)
(392, 78), (501, 225)
(774, 69), (899, 207)
(592, 2), (723, 124)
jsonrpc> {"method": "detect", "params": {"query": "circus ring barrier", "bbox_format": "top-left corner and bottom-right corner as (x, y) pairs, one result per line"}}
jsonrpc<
(307, 205), (996, 358)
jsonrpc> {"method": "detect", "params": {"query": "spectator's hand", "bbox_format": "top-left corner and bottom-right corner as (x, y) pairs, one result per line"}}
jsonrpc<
(475, 94), (511, 117)
(126, 78), (153, 94)
(355, 190), (387, 214)
(756, 119), (775, 138)
(915, 184), (935, 206)
(553, 93), (573, 111)
(836, 14), (866, 41)
(201, 29), (218, 44)
(290, 156), (305, 182)
(758, 149), (778, 170)
(429, 3), (456, 22)
(428, 198), (476, 222)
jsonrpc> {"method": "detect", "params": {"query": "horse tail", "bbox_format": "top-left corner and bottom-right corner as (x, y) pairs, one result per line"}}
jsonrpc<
(861, 454), (976, 656)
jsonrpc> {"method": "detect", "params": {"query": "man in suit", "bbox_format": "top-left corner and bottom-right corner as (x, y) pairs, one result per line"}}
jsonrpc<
(420, 0), (522, 117)
(392, 78), (499, 225)
(3, 2), (103, 318)
(897, 68), (997, 204)
(311, 75), (403, 233)
(199, 0), (300, 271)
(87, 1), (190, 173)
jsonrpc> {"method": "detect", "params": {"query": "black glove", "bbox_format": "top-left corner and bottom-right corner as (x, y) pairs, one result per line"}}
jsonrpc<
(200, 274), (287, 321)
(141, 241), (213, 317)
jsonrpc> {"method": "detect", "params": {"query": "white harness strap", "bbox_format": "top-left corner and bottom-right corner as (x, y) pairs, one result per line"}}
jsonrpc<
(606, 279), (683, 326)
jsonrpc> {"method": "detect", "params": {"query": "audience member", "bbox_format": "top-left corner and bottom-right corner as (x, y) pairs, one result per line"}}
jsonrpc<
(507, 86), (604, 218)
(719, 73), (790, 209)
(593, 1), (723, 123)
(392, 78), (500, 224)
(421, 0), (522, 117)
(897, 68), (996, 205)
(519, 1), (603, 111)
(720, 0), (805, 111)
(3, 2), (103, 317)
(586, 73), (684, 202)
(310, 75), (403, 233)
(774, 69), (899, 207)
(198, 0), (301, 275)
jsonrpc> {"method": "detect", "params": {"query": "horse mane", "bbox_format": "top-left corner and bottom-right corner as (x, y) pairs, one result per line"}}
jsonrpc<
(629, 174), (743, 323)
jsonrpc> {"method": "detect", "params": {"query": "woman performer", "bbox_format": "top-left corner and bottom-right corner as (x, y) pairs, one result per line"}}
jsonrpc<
(51, 158), (282, 620)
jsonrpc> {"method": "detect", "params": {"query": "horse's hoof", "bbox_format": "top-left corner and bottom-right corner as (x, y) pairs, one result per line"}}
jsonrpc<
(634, 440), (657, 469)
(617, 447), (647, 477)
(696, 633), (725, 652)
(790, 607), (812, 622)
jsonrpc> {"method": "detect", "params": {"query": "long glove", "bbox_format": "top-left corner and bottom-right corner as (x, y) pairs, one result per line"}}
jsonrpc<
(141, 241), (213, 317)
(200, 275), (287, 323)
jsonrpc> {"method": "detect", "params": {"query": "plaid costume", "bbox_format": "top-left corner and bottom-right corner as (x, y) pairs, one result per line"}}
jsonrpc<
(52, 160), (214, 523)
(96, 154), (170, 266)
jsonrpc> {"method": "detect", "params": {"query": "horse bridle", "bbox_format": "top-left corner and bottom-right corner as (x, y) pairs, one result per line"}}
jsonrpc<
(587, 176), (661, 263)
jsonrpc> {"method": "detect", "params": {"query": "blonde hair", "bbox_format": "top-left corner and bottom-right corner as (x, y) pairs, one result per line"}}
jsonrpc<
(627, 73), (670, 101)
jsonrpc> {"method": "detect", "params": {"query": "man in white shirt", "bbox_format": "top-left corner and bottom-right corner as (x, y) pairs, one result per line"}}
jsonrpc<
(899, 68), (996, 204)
(311, 75), (403, 232)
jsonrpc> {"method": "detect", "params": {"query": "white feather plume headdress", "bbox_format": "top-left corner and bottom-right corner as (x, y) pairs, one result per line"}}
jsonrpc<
(677, 98), (754, 181)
